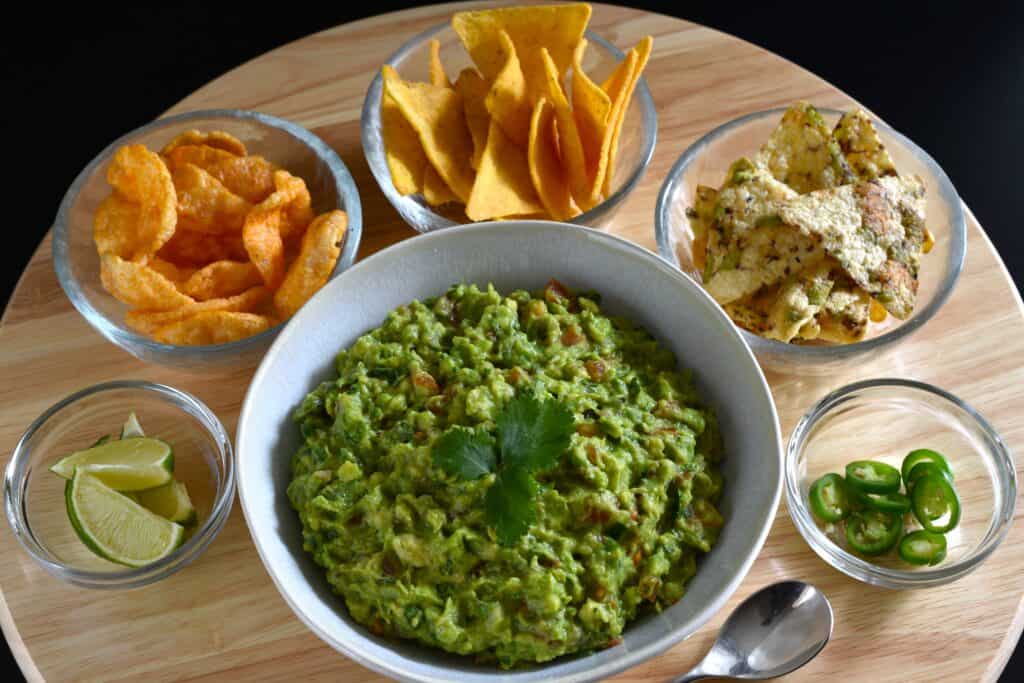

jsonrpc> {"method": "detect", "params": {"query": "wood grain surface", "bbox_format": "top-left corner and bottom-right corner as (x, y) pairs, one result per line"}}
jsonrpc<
(2, 3), (1022, 681)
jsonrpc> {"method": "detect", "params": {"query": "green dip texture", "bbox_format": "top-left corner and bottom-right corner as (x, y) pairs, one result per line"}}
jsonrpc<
(288, 282), (725, 667)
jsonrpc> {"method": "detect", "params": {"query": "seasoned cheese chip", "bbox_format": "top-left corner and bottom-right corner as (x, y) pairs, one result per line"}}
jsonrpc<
(537, 47), (590, 210)
(776, 175), (927, 318)
(160, 130), (247, 157)
(816, 278), (871, 343)
(483, 30), (532, 147)
(181, 260), (263, 301)
(756, 102), (854, 193)
(157, 229), (248, 266)
(381, 90), (429, 196)
(125, 286), (271, 336)
(466, 119), (543, 221)
(833, 110), (897, 181)
(93, 195), (141, 259)
(422, 165), (459, 206)
(762, 262), (835, 343)
(571, 39), (611, 181)
(454, 69), (491, 170)
(428, 39), (451, 88)
(153, 311), (274, 346)
(702, 159), (803, 284)
(382, 65), (476, 202)
(164, 145), (276, 203)
(528, 97), (578, 221)
(704, 224), (825, 305)
(723, 285), (779, 337)
(274, 210), (348, 319)
(106, 144), (177, 259)
(172, 163), (252, 234)
(686, 185), (718, 273)
(452, 3), (591, 98)
(602, 36), (652, 198)
(100, 254), (195, 311)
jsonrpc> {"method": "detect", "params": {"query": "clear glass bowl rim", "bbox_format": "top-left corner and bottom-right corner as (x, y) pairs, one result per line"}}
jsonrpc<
(785, 377), (1017, 589)
(360, 21), (658, 231)
(4, 380), (236, 589)
(654, 107), (967, 361)
(52, 108), (364, 359)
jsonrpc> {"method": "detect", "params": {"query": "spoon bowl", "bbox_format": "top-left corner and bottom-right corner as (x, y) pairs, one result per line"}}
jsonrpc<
(673, 581), (833, 682)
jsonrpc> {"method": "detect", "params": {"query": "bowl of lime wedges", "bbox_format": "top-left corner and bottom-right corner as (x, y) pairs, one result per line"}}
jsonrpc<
(4, 380), (234, 589)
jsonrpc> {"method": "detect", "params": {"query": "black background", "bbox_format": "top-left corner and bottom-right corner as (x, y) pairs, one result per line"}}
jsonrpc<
(1, 1), (1021, 679)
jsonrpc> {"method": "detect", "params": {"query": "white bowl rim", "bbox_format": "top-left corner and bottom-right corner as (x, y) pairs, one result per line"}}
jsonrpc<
(236, 220), (782, 682)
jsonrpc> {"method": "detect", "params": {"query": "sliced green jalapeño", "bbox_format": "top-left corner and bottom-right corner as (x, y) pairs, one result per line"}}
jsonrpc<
(858, 491), (911, 514)
(911, 474), (961, 533)
(905, 461), (954, 489)
(845, 509), (903, 555)
(809, 473), (850, 522)
(898, 530), (948, 566)
(845, 460), (901, 495)
(901, 449), (953, 483)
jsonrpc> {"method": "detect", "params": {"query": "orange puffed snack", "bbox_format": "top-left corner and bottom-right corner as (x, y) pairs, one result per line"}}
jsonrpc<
(93, 129), (348, 346)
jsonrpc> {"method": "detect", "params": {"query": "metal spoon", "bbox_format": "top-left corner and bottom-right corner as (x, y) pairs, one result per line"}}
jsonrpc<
(671, 581), (833, 682)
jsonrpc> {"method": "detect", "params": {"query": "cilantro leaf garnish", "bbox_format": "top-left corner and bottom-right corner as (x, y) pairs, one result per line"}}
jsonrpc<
(430, 394), (575, 545)
(431, 427), (497, 479)
(496, 394), (575, 474)
(484, 467), (538, 546)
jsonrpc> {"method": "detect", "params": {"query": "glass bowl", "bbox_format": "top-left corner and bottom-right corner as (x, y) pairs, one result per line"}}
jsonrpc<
(786, 378), (1016, 588)
(4, 380), (234, 589)
(361, 22), (656, 232)
(655, 108), (966, 374)
(53, 109), (363, 371)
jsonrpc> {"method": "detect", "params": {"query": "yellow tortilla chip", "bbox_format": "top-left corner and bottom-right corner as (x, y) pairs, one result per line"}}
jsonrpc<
(483, 30), (532, 147)
(454, 69), (490, 170)
(571, 39), (612, 181)
(466, 119), (543, 221)
(452, 3), (591, 100)
(382, 65), (475, 202)
(589, 49), (637, 205)
(429, 39), (451, 88)
(381, 90), (429, 196)
(538, 47), (590, 211)
(528, 97), (577, 221)
(602, 36), (652, 197)
(423, 165), (459, 206)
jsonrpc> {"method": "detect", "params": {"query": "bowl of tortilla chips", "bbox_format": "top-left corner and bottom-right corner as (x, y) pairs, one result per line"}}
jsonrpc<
(362, 3), (656, 231)
(655, 104), (966, 374)
(53, 109), (363, 371)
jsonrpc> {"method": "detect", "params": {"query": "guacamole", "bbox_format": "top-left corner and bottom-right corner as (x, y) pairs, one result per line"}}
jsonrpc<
(288, 282), (725, 667)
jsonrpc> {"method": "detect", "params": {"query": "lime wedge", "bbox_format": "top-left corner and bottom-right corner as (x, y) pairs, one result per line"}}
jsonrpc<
(136, 480), (198, 526)
(49, 437), (174, 491)
(121, 412), (145, 439)
(66, 471), (184, 567)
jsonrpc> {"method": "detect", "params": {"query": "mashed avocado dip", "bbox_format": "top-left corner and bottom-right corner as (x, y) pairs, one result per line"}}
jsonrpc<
(288, 282), (725, 667)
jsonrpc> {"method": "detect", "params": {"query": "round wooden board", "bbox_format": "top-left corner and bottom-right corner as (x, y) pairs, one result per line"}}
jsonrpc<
(2, 3), (1022, 681)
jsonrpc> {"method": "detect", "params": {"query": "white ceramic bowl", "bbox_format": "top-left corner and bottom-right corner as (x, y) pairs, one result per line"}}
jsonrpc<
(236, 222), (782, 682)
